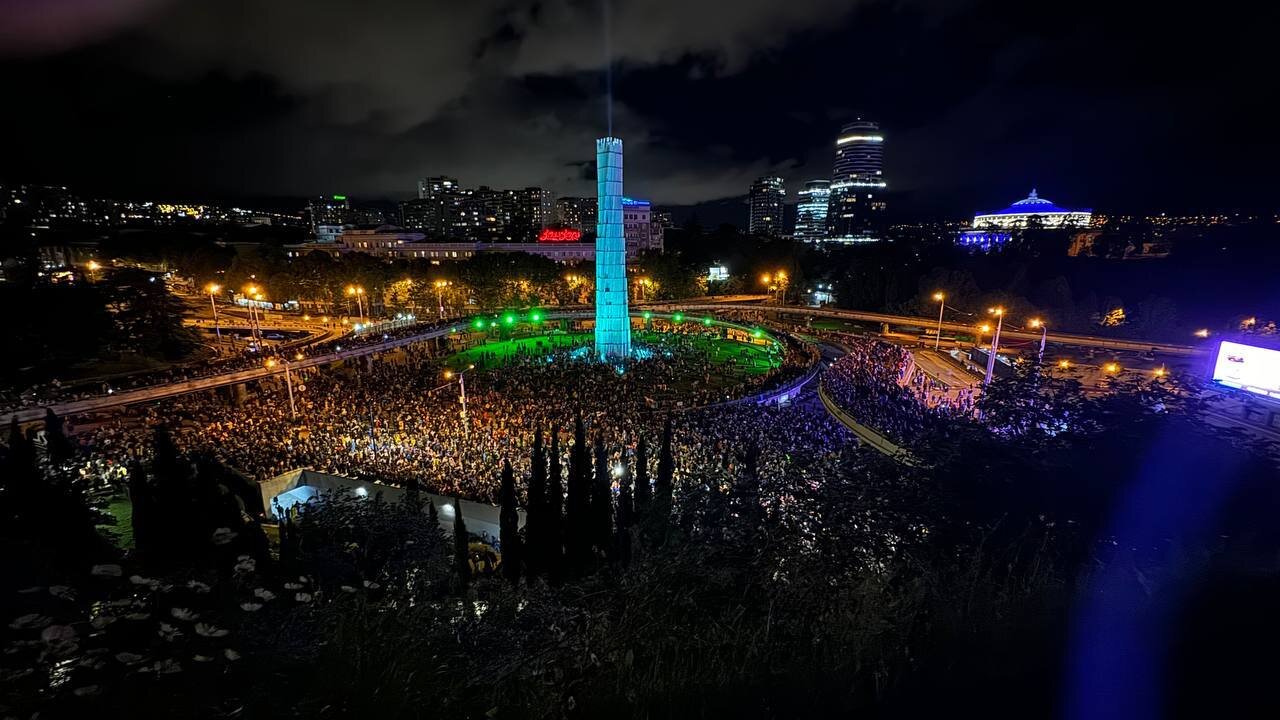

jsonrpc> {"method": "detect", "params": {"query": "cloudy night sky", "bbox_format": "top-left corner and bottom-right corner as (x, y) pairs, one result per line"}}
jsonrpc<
(0, 0), (1274, 218)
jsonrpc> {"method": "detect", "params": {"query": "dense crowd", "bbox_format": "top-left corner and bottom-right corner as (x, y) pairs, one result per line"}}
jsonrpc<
(73, 328), (834, 506)
(820, 336), (973, 446)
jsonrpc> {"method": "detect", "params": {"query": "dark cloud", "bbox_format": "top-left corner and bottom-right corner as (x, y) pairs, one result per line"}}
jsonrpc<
(0, 0), (1275, 214)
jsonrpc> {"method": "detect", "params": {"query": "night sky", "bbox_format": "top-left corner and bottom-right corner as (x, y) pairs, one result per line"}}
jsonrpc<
(0, 0), (1275, 218)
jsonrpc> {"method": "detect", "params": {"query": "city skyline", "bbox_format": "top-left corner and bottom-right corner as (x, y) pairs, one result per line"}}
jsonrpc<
(0, 1), (1273, 217)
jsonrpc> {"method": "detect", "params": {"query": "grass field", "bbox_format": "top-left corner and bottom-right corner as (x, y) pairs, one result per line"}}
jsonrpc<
(449, 331), (779, 373)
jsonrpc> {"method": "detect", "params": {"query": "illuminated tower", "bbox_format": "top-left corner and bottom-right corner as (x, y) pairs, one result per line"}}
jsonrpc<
(594, 136), (631, 359)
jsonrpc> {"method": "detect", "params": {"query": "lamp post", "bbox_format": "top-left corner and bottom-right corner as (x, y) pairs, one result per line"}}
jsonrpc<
(776, 270), (788, 304)
(243, 284), (263, 350)
(443, 364), (476, 439)
(346, 285), (366, 321)
(983, 307), (1005, 385)
(1028, 318), (1048, 364)
(932, 291), (946, 350)
(434, 280), (450, 318)
(206, 283), (223, 341)
(265, 357), (296, 420)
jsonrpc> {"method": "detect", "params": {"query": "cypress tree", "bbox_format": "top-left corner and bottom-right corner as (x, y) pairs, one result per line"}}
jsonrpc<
(564, 412), (592, 568)
(499, 459), (521, 585)
(453, 497), (470, 590)
(546, 428), (564, 580)
(614, 458), (633, 568)
(650, 415), (675, 547)
(591, 433), (613, 556)
(404, 475), (423, 514)
(43, 408), (75, 464)
(526, 425), (547, 577)
(427, 499), (439, 528)
(633, 436), (651, 518)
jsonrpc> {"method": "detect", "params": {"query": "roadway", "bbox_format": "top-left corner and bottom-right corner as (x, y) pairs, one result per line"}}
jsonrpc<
(653, 303), (1206, 356)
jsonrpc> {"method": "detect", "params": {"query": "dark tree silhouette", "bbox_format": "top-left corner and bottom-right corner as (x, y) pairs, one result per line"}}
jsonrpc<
(546, 428), (565, 580)
(565, 412), (591, 569)
(649, 415), (676, 546)
(42, 409), (75, 464)
(633, 435), (651, 519)
(614, 457), (633, 568)
(499, 459), (521, 585)
(526, 425), (547, 577)
(453, 496), (470, 590)
(592, 433), (613, 556)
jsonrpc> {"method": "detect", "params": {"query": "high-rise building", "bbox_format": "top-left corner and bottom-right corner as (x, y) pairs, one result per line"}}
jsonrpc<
(748, 176), (786, 236)
(417, 176), (458, 200)
(794, 180), (831, 243)
(507, 187), (555, 242)
(307, 195), (351, 236)
(594, 137), (630, 360)
(827, 119), (887, 242)
(555, 196), (597, 235)
(623, 197), (666, 255)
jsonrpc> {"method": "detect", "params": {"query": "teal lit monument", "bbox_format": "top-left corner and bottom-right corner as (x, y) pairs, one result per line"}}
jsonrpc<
(594, 136), (631, 359)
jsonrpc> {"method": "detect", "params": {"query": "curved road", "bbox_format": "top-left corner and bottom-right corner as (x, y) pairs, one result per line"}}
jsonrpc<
(5, 302), (1201, 425)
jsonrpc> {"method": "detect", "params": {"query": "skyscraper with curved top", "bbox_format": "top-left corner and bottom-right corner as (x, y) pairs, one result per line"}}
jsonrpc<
(594, 136), (631, 359)
(828, 119), (886, 242)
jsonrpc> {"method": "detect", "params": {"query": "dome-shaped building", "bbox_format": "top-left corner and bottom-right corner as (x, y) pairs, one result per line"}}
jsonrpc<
(972, 189), (1092, 229)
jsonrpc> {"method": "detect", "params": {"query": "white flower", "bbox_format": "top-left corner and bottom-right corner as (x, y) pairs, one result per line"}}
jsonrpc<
(233, 558), (257, 574)
(223, 648), (241, 661)
(193, 654), (214, 663)
(115, 652), (145, 665)
(124, 612), (151, 621)
(128, 574), (153, 585)
(157, 623), (181, 642)
(339, 585), (357, 593)
(90, 615), (117, 630)
(91, 564), (123, 577)
(362, 580), (381, 590)
(194, 623), (229, 638)
(40, 625), (76, 644)
(170, 607), (199, 622)
(211, 527), (238, 545)
(48, 585), (75, 600)
(8, 613), (51, 630)
(252, 588), (276, 601)
(294, 592), (313, 603)
(185, 580), (212, 594)
(283, 582), (303, 590)
(153, 658), (182, 674)
(239, 602), (263, 612)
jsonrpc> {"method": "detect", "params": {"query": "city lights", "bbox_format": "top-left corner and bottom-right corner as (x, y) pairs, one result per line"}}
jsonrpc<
(672, 312), (684, 323)
(1194, 328), (1210, 338)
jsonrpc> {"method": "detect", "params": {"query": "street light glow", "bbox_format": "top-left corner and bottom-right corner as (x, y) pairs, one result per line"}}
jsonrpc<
(1028, 318), (1043, 328)
(206, 282), (221, 293)
(932, 291), (944, 302)
(1104, 362), (1120, 374)
(672, 312), (684, 323)
(1057, 359), (1071, 369)
(1194, 328), (1210, 338)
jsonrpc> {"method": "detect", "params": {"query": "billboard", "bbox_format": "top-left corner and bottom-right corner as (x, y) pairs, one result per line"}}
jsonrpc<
(1212, 341), (1280, 400)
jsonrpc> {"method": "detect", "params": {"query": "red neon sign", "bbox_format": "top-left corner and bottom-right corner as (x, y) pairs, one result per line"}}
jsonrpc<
(538, 228), (582, 243)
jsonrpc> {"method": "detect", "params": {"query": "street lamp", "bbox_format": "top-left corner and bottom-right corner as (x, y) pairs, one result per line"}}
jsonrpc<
(346, 285), (366, 321)
(1027, 318), (1048, 364)
(433, 280), (450, 318)
(264, 357), (296, 420)
(931, 291), (945, 350)
(443, 364), (476, 438)
(243, 284), (263, 350)
(983, 307), (1005, 386)
(205, 283), (223, 341)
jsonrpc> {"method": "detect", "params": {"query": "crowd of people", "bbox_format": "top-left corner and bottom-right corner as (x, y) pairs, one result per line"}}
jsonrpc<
(71, 326), (836, 507)
(820, 336), (973, 447)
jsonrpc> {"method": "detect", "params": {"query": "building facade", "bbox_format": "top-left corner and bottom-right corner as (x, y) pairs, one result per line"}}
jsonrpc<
(794, 179), (831, 242)
(307, 195), (351, 236)
(622, 197), (664, 255)
(554, 196), (597, 235)
(747, 176), (785, 236)
(827, 119), (886, 242)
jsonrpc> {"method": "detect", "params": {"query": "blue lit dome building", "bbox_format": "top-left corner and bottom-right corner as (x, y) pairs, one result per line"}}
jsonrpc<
(958, 189), (1092, 251)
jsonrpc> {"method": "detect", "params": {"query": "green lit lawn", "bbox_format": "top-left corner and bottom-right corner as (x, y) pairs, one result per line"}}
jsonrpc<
(450, 331), (779, 374)
(100, 495), (134, 550)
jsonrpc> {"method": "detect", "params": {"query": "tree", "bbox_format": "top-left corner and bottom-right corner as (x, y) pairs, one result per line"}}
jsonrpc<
(565, 413), (592, 569)
(499, 459), (521, 585)
(453, 497), (470, 590)
(526, 426), (547, 578)
(43, 409), (75, 464)
(614, 458), (633, 568)
(592, 433), (613, 556)
(649, 416), (676, 546)
(633, 436), (651, 520)
(546, 428), (564, 580)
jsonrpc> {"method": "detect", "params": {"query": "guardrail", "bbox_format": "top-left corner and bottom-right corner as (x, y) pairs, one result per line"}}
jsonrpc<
(817, 384), (921, 466)
(649, 303), (1203, 356)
